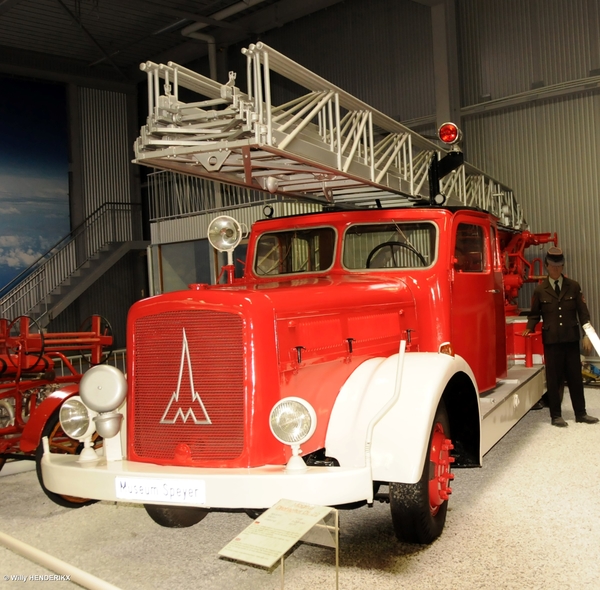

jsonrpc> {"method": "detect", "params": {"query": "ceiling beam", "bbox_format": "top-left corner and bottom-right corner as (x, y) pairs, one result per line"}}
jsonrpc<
(142, 0), (345, 75)
(54, 0), (128, 80)
(411, 0), (444, 6)
(0, 0), (23, 17)
(0, 44), (135, 92)
(132, 0), (245, 32)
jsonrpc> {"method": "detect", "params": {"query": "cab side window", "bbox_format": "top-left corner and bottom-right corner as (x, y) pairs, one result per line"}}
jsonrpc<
(454, 223), (485, 272)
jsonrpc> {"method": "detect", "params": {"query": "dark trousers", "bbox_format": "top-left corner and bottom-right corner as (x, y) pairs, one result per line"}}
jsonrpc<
(543, 341), (586, 419)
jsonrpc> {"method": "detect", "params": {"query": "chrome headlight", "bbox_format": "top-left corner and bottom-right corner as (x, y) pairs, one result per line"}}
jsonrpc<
(59, 396), (97, 440)
(269, 397), (317, 445)
(80, 365), (127, 413)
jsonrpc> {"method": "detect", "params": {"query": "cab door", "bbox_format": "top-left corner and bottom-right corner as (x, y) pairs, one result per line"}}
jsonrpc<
(451, 215), (503, 392)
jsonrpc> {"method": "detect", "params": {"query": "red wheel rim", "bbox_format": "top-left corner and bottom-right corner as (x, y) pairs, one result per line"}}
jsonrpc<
(428, 422), (455, 515)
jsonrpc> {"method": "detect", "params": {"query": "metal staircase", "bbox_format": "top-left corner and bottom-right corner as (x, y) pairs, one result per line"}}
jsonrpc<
(134, 42), (526, 230)
(0, 202), (146, 328)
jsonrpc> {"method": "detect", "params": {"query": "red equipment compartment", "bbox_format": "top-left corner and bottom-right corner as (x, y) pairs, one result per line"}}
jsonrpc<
(505, 317), (544, 367)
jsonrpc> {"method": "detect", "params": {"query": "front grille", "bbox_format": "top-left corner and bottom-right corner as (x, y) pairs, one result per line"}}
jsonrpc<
(131, 309), (245, 463)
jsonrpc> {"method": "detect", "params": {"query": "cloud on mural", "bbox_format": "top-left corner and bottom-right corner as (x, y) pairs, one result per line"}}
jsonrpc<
(0, 76), (69, 291)
(0, 173), (69, 288)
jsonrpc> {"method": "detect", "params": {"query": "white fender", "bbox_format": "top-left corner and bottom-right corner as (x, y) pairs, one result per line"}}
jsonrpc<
(325, 352), (478, 485)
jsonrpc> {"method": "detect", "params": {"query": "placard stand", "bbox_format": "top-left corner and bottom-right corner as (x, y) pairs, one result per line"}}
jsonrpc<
(219, 499), (339, 589)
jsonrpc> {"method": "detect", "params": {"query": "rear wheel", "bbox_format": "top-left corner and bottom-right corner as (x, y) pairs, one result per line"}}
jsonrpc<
(389, 400), (454, 544)
(35, 409), (99, 508)
(144, 504), (209, 528)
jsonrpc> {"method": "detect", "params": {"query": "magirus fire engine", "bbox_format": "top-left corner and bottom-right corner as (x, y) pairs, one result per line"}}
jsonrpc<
(41, 44), (553, 544)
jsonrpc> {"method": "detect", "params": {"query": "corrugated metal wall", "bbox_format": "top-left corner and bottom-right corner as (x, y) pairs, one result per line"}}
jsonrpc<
(49, 86), (140, 334)
(151, 201), (322, 245)
(459, 0), (600, 318)
(458, 0), (600, 104)
(227, 0), (436, 122)
(79, 87), (131, 216)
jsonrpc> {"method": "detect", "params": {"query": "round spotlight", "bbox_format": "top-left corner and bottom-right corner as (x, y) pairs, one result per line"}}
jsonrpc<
(207, 216), (242, 252)
(270, 398), (317, 445)
(59, 396), (96, 440)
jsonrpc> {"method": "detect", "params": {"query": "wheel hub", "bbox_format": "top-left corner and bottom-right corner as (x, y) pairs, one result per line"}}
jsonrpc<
(428, 423), (455, 514)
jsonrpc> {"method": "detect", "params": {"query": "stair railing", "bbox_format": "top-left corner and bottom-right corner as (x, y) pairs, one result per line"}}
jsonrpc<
(0, 202), (141, 321)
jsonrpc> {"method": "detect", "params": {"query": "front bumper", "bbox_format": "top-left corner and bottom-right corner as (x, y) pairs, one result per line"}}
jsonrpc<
(41, 452), (373, 508)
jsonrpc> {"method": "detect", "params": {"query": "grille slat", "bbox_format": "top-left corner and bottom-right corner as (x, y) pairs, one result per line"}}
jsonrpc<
(132, 310), (245, 464)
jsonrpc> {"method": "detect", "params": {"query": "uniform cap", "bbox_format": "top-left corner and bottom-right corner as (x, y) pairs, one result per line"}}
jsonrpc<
(545, 247), (564, 266)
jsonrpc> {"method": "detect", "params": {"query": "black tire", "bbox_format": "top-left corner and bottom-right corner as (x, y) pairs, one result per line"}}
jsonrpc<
(144, 504), (209, 528)
(389, 400), (454, 544)
(35, 409), (99, 508)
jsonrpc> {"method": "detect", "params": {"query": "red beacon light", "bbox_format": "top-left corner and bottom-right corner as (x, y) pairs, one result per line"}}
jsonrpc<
(438, 122), (462, 146)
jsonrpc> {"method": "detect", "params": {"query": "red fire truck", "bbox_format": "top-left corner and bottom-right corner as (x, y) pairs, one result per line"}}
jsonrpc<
(40, 44), (550, 544)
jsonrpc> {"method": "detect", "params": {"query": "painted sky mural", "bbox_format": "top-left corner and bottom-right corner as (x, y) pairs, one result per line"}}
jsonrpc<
(0, 77), (70, 292)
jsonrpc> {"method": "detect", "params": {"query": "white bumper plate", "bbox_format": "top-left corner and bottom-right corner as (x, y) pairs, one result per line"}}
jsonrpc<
(115, 476), (206, 504)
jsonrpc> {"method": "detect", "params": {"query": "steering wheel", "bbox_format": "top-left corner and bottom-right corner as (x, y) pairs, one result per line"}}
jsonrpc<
(366, 241), (428, 268)
(78, 315), (114, 365)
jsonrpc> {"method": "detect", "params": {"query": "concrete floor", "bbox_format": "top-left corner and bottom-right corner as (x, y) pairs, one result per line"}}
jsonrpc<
(1, 389), (600, 590)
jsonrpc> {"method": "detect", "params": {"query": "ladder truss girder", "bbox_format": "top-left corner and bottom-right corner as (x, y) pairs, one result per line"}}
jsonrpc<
(134, 43), (526, 229)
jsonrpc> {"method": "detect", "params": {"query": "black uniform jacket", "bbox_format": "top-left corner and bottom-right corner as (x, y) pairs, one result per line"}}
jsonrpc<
(526, 276), (590, 344)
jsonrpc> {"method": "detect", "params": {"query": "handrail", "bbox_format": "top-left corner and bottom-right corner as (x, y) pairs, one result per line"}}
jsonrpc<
(0, 202), (141, 321)
(0, 202), (130, 298)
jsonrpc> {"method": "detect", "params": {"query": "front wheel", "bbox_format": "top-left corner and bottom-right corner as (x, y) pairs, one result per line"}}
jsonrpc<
(35, 409), (99, 508)
(144, 504), (209, 528)
(389, 400), (454, 544)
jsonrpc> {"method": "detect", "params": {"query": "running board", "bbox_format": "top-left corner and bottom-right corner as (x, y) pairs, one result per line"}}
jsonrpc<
(480, 365), (546, 456)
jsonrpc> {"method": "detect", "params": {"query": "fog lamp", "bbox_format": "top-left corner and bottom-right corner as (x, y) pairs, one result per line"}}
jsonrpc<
(270, 398), (316, 444)
(60, 397), (96, 440)
(270, 398), (317, 472)
(59, 396), (99, 462)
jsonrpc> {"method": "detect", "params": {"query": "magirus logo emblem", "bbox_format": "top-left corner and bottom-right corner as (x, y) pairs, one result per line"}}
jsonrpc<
(160, 328), (212, 425)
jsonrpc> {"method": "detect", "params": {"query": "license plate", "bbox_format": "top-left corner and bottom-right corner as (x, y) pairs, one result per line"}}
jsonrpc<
(115, 476), (206, 504)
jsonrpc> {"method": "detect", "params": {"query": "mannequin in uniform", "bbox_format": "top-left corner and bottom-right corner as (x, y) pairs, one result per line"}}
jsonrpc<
(523, 247), (598, 427)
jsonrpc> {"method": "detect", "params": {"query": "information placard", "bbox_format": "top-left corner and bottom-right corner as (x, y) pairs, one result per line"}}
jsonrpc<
(219, 499), (332, 568)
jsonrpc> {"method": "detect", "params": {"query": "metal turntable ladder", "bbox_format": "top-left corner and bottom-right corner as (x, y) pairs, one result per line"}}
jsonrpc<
(135, 42), (526, 230)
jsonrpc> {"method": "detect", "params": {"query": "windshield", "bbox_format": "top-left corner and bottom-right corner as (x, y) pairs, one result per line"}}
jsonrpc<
(343, 222), (437, 269)
(254, 227), (336, 276)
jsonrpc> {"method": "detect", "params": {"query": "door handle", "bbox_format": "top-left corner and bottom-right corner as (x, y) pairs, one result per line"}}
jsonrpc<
(486, 289), (501, 294)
